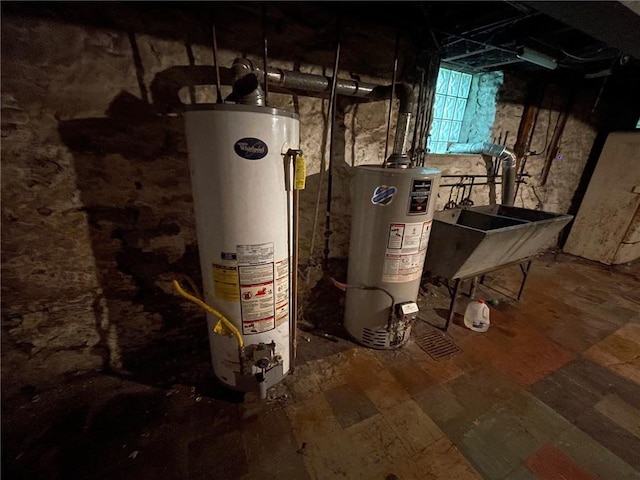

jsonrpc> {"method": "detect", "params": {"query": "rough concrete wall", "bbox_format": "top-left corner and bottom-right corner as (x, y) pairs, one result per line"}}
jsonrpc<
(1, 9), (601, 387)
(0, 12), (396, 388)
(1, 17), (206, 387)
(436, 74), (599, 215)
(460, 71), (504, 144)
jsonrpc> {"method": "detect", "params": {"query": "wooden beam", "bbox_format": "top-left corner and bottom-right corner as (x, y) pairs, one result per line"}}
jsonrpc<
(540, 87), (576, 186)
(513, 80), (546, 172)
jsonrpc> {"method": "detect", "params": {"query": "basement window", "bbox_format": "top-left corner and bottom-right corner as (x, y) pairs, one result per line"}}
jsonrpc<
(428, 68), (473, 154)
(427, 67), (503, 154)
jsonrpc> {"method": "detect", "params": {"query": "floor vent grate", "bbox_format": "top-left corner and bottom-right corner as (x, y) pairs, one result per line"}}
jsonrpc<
(413, 327), (461, 361)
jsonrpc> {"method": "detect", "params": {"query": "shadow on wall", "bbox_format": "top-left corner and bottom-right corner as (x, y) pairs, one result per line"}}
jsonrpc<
(56, 84), (356, 391)
(57, 90), (229, 393)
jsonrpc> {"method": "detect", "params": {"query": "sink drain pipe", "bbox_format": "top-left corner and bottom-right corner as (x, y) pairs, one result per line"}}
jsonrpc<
(447, 142), (517, 206)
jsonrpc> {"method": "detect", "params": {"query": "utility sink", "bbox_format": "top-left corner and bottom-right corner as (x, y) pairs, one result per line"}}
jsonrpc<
(425, 205), (573, 280)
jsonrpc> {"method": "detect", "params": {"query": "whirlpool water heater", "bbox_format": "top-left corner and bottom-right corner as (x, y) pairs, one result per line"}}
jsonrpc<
(184, 103), (299, 393)
(344, 165), (441, 348)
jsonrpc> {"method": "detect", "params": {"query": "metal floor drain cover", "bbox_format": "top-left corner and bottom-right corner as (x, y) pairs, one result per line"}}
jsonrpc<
(413, 329), (461, 361)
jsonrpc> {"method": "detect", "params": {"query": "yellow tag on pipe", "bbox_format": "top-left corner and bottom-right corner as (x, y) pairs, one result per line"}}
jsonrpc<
(294, 155), (306, 190)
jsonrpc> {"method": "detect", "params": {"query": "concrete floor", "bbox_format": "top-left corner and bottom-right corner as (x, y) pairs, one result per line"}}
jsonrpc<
(2, 253), (640, 479)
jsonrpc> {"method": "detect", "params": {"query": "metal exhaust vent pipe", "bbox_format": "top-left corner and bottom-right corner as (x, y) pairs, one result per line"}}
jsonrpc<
(157, 59), (416, 161)
(368, 83), (415, 167)
(447, 142), (517, 206)
(247, 61), (415, 167)
(228, 58), (266, 106)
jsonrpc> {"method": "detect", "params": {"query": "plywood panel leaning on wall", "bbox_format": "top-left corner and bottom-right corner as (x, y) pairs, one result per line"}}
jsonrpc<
(564, 132), (640, 264)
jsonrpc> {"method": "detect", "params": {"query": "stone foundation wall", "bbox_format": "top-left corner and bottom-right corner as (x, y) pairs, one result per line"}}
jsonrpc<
(0, 6), (602, 387)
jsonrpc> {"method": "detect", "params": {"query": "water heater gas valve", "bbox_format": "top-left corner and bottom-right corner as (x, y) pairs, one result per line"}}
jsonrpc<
(395, 301), (419, 322)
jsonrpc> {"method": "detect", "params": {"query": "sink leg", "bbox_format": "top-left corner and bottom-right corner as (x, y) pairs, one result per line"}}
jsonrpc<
(445, 278), (461, 331)
(517, 260), (533, 301)
(469, 276), (478, 299)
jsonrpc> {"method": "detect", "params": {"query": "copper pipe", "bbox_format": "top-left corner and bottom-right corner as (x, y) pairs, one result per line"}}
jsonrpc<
(291, 186), (299, 373)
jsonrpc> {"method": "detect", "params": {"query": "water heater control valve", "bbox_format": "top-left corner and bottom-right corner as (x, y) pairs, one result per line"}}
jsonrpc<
(396, 301), (419, 321)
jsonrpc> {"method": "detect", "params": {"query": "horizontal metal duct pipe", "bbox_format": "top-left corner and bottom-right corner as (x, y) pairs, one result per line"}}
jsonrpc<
(447, 142), (517, 206)
(242, 60), (415, 161)
(150, 63), (416, 161)
(151, 65), (392, 111)
(258, 66), (379, 98)
(260, 66), (414, 109)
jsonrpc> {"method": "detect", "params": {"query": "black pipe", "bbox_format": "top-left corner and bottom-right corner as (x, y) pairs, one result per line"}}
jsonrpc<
(262, 3), (269, 105)
(410, 68), (425, 162)
(384, 30), (401, 164)
(211, 26), (223, 104)
(323, 15), (342, 272)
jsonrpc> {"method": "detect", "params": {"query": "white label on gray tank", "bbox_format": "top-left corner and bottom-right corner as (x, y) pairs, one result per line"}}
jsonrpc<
(382, 220), (433, 283)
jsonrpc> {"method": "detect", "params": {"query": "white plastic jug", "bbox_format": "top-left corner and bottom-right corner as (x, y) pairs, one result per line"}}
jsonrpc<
(464, 299), (490, 332)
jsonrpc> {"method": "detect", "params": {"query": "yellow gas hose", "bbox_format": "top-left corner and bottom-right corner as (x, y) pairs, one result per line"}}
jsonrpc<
(172, 280), (244, 348)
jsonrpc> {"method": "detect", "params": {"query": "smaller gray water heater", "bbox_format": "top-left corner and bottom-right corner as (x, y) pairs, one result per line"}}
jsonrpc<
(344, 165), (441, 349)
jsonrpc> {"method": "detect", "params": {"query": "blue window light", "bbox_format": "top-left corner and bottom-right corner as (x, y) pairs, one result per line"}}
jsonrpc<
(428, 68), (473, 154)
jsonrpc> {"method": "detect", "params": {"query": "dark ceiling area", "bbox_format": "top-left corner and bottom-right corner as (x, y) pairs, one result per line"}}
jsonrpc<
(3, 1), (640, 79)
(353, 1), (640, 76)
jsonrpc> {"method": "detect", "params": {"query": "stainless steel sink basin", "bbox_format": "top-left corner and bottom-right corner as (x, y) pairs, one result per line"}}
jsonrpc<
(425, 205), (573, 280)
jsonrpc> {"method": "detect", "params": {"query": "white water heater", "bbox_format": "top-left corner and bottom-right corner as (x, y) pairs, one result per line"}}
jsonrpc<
(344, 165), (441, 348)
(184, 104), (299, 392)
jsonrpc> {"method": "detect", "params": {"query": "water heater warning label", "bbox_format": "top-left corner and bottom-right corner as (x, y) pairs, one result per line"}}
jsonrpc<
(235, 244), (290, 335)
(419, 221), (433, 251)
(241, 282), (274, 315)
(239, 274), (275, 334)
(387, 224), (405, 249)
(239, 264), (272, 285)
(382, 220), (433, 283)
(213, 264), (240, 302)
(237, 243), (274, 266)
(386, 222), (423, 254)
(382, 252), (426, 283)
(275, 259), (289, 328)
(242, 317), (275, 335)
(237, 242), (276, 335)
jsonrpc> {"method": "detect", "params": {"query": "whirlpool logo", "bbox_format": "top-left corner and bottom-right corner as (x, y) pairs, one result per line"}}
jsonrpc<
(234, 137), (269, 160)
